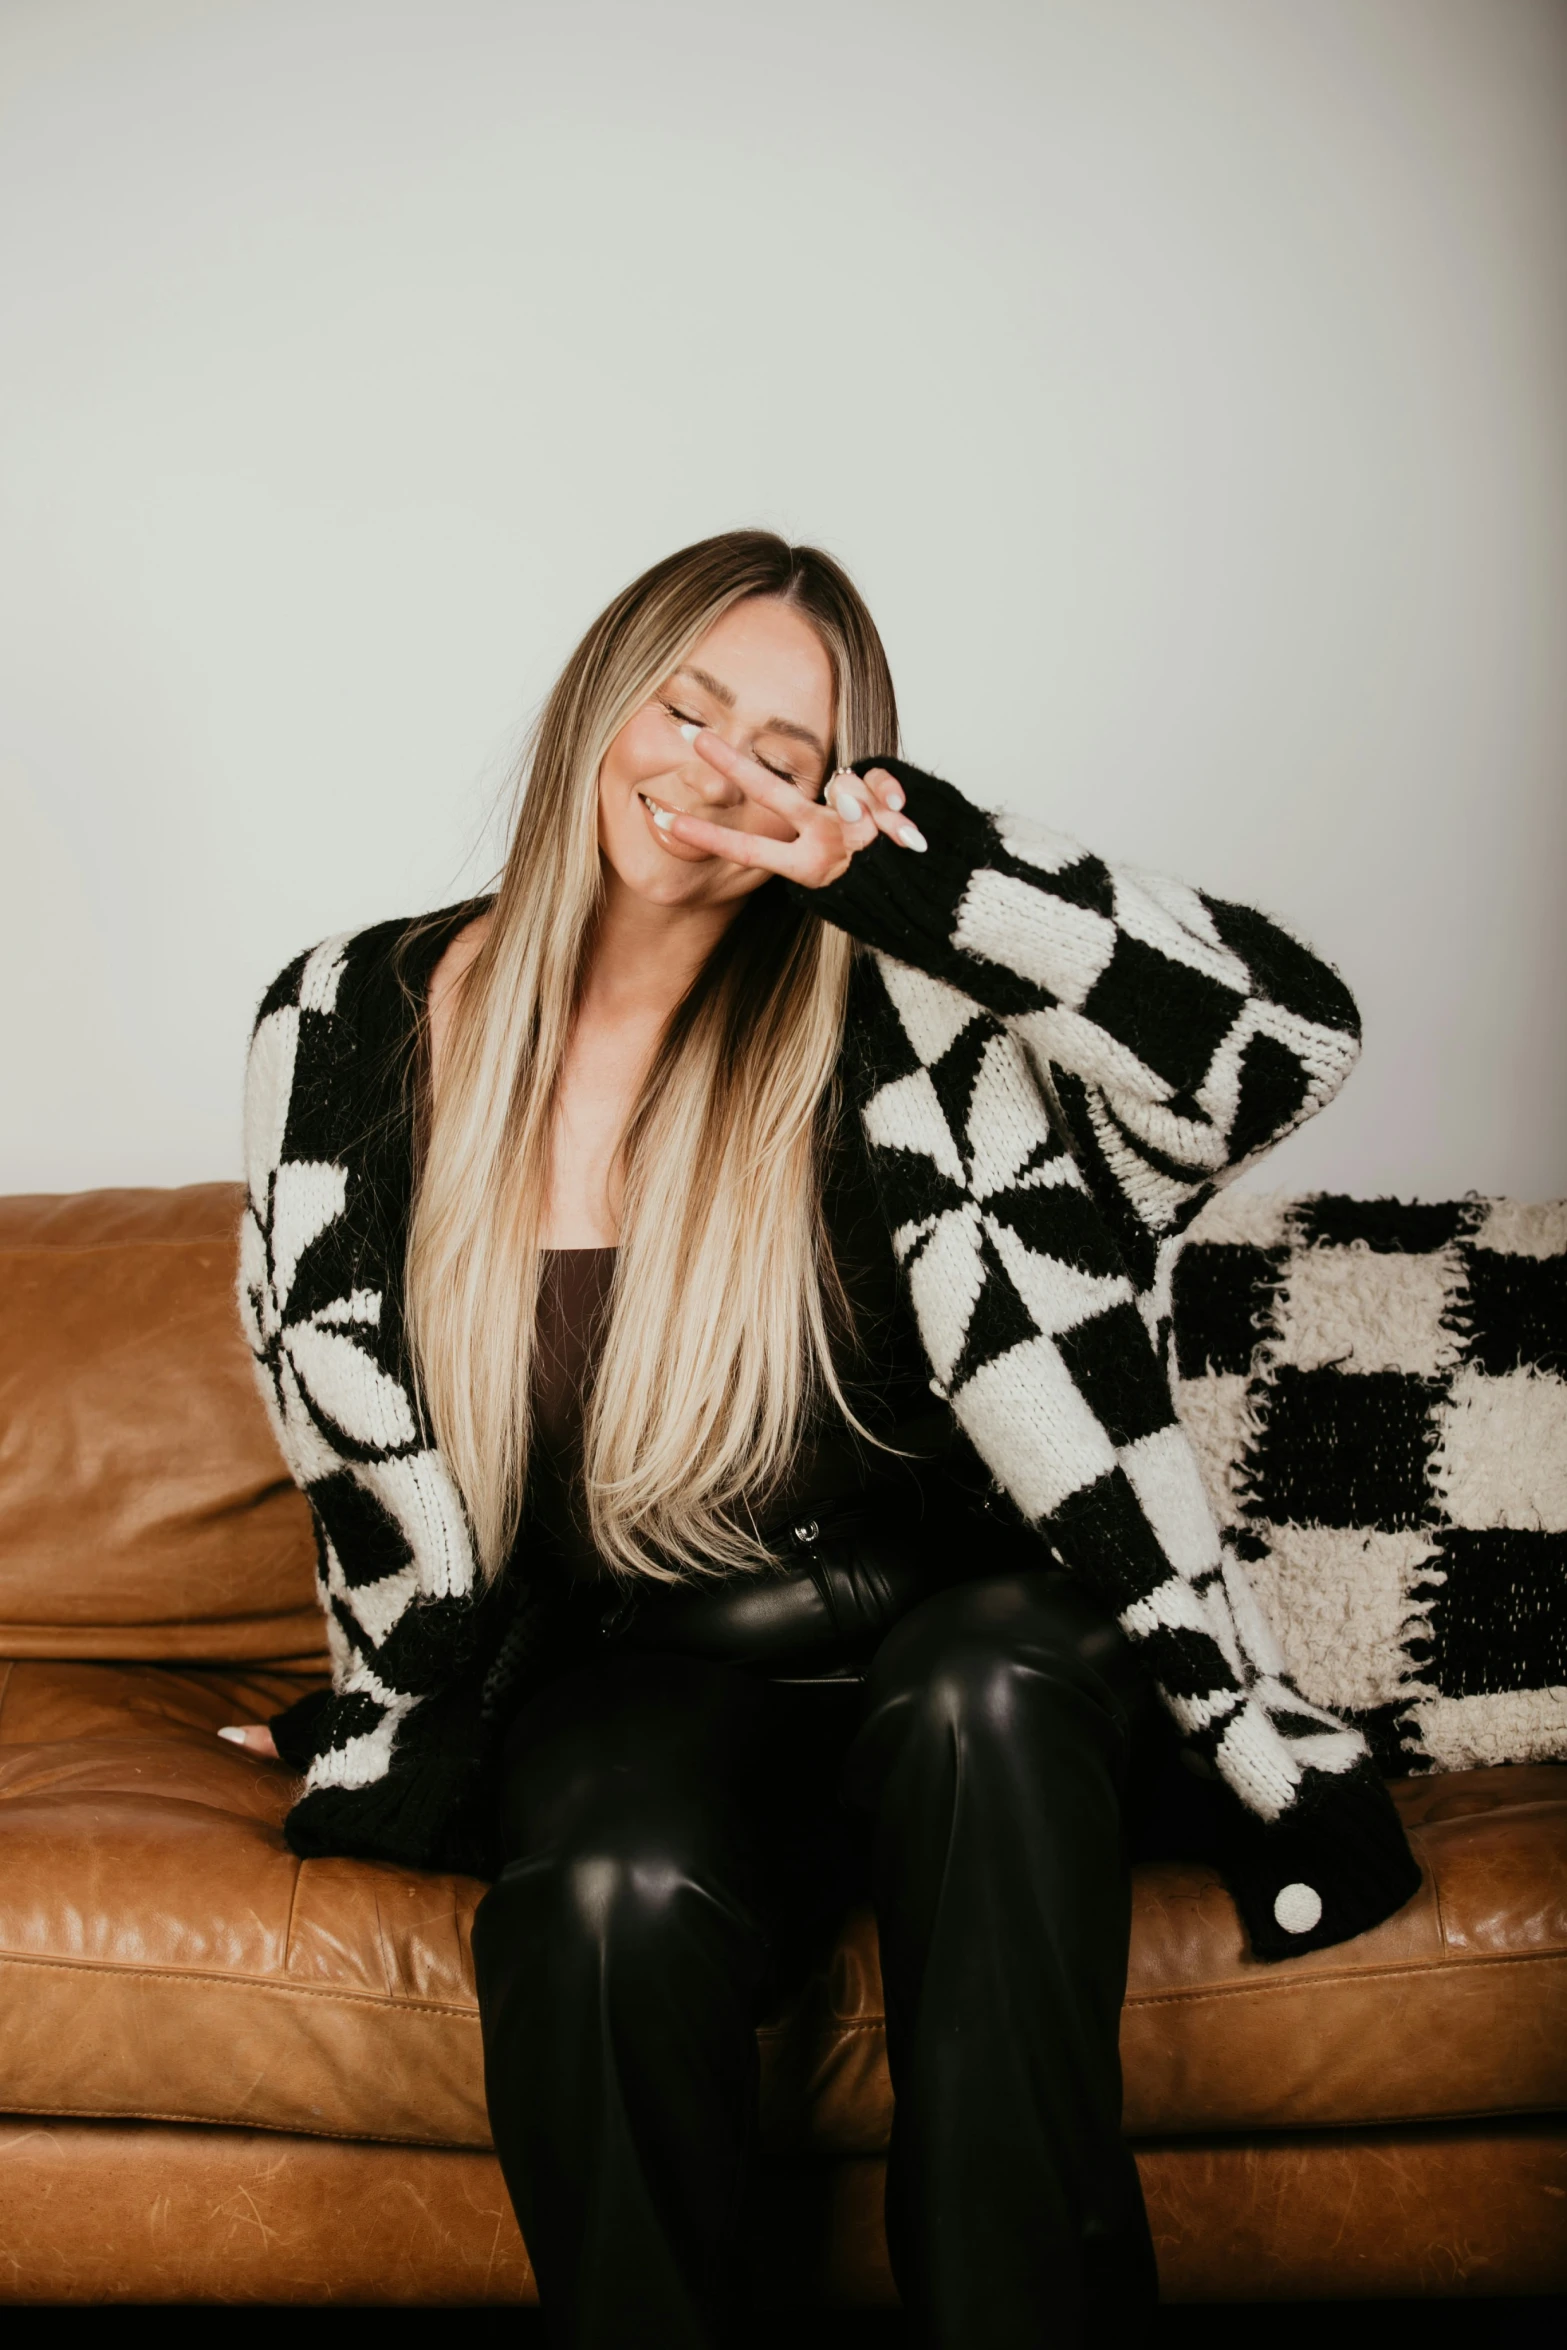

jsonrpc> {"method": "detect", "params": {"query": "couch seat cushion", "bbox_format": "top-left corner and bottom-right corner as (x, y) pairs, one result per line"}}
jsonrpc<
(0, 1659), (1562, 2152)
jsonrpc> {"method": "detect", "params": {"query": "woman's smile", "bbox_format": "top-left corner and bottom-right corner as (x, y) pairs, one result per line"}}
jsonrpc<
(635, 784), (714, 859)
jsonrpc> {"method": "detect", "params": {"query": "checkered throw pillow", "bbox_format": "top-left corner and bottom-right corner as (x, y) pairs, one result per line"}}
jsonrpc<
(1172, 1192), (1567, 1773)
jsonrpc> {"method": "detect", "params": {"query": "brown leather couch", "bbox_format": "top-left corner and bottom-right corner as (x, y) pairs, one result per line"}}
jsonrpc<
(1, 1182), (1563, 2306)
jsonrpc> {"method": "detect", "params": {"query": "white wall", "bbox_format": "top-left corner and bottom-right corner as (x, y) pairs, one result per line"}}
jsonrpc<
(4, 0), (1564, 1200)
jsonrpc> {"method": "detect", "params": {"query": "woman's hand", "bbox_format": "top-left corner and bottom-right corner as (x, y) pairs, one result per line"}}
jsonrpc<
(656, 730), (926, 888)
(218, 1724), (279, 1759)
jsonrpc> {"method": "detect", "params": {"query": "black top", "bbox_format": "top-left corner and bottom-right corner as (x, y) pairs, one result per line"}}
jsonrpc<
(520, 1112), (962, 1590)
(526, 1245), (618, 1581)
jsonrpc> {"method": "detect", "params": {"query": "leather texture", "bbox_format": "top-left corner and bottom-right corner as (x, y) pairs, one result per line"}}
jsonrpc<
(614, 1509), (950, 1672)
(0, 1654), (1561, 2153)
(773, 2125), (1567, 2306)
(1, 2118), (1562, 2304)
(1, 1177), (1564, 2305)
(475, 1579), (1158, 2345)
(0, 1186), (323, 1665)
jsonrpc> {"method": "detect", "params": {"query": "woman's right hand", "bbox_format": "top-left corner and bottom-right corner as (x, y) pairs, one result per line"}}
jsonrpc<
(218, 1724), (279, 1759)
(662, 730), (925, 888)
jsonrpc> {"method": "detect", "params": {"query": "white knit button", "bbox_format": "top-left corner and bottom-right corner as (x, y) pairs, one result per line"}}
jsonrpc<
(1273, 1882), (1322, 1935)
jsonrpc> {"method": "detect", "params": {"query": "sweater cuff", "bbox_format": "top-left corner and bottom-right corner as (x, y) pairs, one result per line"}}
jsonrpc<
(283, 1758), (490, 1876)
(268, 1686), (333, 1773)
(281, 1678), (495, 1876)
(785, 758), (1000, 972)
(1219, 1765), (1423, 1962)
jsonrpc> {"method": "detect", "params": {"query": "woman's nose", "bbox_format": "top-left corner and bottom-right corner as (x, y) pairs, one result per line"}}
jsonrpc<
(682, 740), (745, 803)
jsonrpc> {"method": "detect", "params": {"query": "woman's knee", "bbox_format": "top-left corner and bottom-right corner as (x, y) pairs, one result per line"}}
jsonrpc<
(865, 1569), (1144, 1745)
(477, 1801), (759, 1984)
(845, 1571), (1149, 1830)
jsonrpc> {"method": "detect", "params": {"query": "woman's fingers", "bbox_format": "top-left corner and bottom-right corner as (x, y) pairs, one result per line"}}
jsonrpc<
(688, 726), (803, 819)
(831, 762), (926, 853)
(680, 730), (923, 876)
(691, 731), (898, 848)
(860, 767), (927, 852)
(657, 811), (801, 872)
(826, 771), (864, 821)
(825, 772), (880, 845)
(678, 727), (872, 883)
(218, 1724), (279, 1759)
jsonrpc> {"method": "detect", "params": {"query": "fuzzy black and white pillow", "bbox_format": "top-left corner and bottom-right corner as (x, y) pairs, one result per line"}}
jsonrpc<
(1172, 1193), (1567, 1775)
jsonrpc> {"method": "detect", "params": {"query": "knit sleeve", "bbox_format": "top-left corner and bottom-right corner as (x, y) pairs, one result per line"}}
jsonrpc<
(236, 947), (311, 1470)
(235, 921), (491, 1843)
(236, 944), (355, 1786)
(793, 758), (1362, 1197)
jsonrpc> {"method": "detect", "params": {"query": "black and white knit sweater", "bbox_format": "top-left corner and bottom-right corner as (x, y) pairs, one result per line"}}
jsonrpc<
(240, 757), (1419, 1960)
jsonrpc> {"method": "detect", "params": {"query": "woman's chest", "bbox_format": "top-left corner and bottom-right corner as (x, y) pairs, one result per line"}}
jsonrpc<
(542, 1008), (665, 1247)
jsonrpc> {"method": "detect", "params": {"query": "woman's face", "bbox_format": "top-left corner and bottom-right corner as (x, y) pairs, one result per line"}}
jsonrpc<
(597, 595), (836, 911)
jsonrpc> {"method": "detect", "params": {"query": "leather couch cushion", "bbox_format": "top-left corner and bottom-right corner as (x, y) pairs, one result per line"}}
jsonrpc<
(0, 1658), (1561, 2153)
(4, 2117), (1564, 2305)
(0, 1187), (323, 1665)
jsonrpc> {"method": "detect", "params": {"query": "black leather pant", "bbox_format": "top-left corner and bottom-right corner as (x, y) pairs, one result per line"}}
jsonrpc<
(471, 1569), (1159, 2348)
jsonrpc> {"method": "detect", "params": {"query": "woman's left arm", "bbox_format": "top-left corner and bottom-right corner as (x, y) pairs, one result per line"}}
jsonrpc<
(670, 741), (1362, 1187)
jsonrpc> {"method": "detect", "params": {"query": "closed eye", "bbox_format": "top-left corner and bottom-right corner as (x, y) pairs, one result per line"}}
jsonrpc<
(661, 700), (800, 786)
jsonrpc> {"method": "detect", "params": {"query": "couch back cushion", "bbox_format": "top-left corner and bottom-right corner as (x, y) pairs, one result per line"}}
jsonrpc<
(1173, 1189), (1567, 1777)
(0, 1185), (325, 1665)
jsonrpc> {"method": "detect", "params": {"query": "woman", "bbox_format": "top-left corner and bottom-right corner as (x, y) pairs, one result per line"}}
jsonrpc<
(228, 531), (1420, 2346)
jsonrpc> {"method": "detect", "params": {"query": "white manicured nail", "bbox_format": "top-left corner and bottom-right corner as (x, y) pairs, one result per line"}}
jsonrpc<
(836, 789), (864, 822)
(677, 722), (700, 743)
(652, 804), (678, 830)
(217, 1726), (248, 1744)
(897, 821), (927, 852)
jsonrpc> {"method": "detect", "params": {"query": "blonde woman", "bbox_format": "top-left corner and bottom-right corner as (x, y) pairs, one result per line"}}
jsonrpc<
(230, 532), (1419, 2346)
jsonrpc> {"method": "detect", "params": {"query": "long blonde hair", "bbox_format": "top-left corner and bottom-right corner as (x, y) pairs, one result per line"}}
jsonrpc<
(406, 531), (900, 1582)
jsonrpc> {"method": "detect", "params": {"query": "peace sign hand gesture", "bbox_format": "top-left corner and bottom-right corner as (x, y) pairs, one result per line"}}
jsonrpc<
(653, 728), (927, 889)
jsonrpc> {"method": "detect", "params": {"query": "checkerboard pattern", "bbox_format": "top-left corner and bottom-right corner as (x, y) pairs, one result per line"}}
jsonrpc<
(1172, 1192), (1567, 1772)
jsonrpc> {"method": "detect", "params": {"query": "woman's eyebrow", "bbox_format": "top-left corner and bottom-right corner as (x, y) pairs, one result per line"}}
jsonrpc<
(675, 664), (736, 709)
(674, 665), (827, 760)
(761, 714), (828, 756)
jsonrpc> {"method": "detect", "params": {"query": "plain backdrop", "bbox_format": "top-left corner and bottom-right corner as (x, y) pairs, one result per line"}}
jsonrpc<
(3, 0), (1565, 1200)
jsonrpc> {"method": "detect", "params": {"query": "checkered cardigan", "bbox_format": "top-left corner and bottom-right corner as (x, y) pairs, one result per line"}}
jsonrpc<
(240, 756), (1418, 1957)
